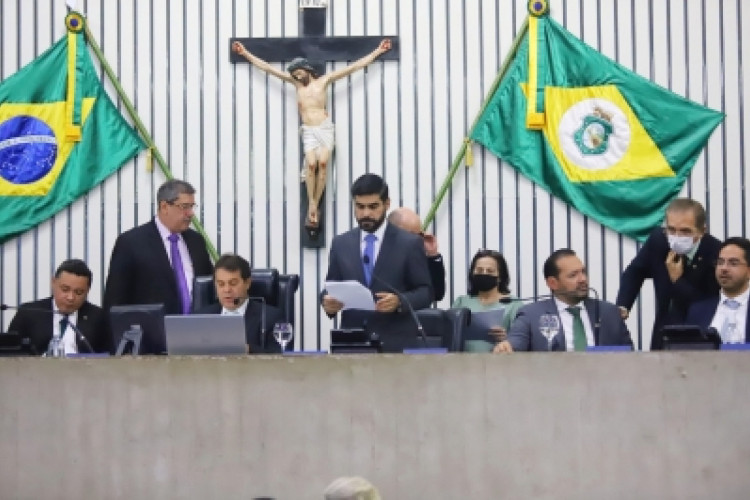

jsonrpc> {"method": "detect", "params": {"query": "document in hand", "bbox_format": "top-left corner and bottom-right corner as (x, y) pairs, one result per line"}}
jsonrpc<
(463, 308), (505, 342)
(324, 281), (376, 310)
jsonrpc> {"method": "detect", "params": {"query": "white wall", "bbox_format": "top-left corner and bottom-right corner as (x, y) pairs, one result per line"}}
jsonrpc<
(1, 0), (747, 351)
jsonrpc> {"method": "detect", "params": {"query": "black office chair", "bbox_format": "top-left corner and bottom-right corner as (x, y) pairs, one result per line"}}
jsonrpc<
(415, 307), (471, 352)
(192, 269), (300, 328)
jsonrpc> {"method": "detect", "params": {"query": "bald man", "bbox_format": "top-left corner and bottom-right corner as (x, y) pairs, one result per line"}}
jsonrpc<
(388, 207), (445, 301)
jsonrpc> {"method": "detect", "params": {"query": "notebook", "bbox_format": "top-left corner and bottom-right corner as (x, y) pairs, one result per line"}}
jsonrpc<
(164, 314), (247, 355)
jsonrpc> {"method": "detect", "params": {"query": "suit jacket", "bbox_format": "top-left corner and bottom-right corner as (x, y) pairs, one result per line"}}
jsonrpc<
(197, 301), (284, 354)
(103, 218), (214, 315)
(7, 297), (110, 354)
(428, 254), (446, 302)
(508, 298), (633, 352)
(323, 223), (433, 352)
(685, 296), (750, 343)
(616, 227), (721, 350)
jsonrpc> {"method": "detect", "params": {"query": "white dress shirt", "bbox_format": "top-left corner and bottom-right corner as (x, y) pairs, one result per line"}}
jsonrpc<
(53, 309), (79, 354)
(554, 297), (595, 351)
(710, 288), (749, 344)
(222, 297), (249, 316)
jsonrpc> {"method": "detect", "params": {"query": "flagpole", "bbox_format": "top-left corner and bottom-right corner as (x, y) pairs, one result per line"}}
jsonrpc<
(82, 20), (219, 262)
(422, 17), (529, 230)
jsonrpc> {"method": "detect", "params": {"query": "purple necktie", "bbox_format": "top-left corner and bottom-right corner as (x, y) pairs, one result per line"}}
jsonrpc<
(168, 234), (191, 314)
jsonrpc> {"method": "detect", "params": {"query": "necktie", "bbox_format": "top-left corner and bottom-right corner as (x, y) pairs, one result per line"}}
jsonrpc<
(168, 234), (191, 314)
(721, 299), (741, 342)
(362, 233), (377, 286)
(567, 306), (587, 351)
(59, 315), (69, 339)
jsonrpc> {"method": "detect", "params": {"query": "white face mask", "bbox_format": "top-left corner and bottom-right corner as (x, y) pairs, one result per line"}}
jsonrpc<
(668, 234), (696, 255)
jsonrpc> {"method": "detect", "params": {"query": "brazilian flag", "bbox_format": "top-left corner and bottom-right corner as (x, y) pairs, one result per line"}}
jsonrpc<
(470, 10), (724, 241)
(0, 13), (144, 244)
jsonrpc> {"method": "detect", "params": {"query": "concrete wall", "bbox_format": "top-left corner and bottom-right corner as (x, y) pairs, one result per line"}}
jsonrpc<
(1, 353), (748, 499)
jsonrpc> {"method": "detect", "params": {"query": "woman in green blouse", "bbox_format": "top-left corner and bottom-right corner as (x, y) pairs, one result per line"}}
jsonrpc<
(452, 249), (522, 352)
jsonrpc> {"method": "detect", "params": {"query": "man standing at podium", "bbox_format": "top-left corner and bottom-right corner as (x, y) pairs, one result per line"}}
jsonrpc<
(321, 173), (432, 352)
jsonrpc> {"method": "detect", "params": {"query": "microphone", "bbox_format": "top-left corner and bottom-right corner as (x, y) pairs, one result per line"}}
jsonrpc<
(247, 296), (268, 351)
(0, 303), (94, 353)
(499, 293), (554, 304)
(362, 255), (427, 346)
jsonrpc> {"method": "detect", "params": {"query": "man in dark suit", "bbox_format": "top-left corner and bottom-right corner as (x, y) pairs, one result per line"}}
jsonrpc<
(387, 207), (446, 302)
(616, 198), (721, 350)
(103, 179), (213, 315)
(196, 254), (282, 353)
(497, 249), (633, 352)
(322, 174), (433, 352)
(685, 237), (750, 344)
(8, 259), (109, 354)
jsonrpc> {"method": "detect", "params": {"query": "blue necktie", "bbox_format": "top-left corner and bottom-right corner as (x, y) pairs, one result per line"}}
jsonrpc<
(363, 233), (377, 286)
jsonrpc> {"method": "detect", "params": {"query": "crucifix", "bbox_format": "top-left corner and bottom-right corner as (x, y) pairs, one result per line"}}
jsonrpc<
(230, 1), (400, 249)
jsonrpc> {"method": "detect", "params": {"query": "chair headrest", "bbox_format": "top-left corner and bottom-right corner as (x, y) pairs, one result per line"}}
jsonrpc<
(249, 268), (280, 305)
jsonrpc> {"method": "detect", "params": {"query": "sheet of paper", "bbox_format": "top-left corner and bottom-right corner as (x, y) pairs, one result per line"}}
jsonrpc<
(324, 280), (376, 311)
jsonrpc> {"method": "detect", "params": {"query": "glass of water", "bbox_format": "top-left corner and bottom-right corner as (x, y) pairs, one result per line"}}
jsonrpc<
(539, 314), (560, 351)
(273, 322), (294, 353)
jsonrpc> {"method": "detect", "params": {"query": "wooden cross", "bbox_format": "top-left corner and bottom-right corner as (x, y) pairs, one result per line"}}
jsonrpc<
(230, 5), (399, 249)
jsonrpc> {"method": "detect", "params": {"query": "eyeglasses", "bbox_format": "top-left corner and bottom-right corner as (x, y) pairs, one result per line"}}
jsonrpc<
(169, 202), (198, 212)
(715, 258), (748, 268)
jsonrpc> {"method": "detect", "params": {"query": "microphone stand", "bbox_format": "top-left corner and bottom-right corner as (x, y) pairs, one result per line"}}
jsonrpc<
(362, 256), (427, 346)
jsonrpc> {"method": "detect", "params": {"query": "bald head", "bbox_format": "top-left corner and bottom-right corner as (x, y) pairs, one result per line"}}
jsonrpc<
(388, 207), (422, 234)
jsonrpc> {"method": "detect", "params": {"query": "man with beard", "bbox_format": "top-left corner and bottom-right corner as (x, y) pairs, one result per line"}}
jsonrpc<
(321, 173), (433, 352)
(495, 249), (633, 352)
(232, 39), (392, 238)
(685, 237), (750, 344)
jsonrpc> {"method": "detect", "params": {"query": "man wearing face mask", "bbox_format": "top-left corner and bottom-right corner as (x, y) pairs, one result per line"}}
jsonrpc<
(616, 198), (721, 350)
(321, 173), (433, 352)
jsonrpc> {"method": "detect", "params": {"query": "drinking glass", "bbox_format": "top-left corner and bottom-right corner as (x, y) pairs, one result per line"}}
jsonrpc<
(273, 322), (294, 352)
(539, 314), (560, 351)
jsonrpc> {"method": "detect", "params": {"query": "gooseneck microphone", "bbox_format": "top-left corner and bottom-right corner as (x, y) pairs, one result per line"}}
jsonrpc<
(0, 303), (94, 353)
(247, 296), (268, 351)
(362, 255), (427, 346)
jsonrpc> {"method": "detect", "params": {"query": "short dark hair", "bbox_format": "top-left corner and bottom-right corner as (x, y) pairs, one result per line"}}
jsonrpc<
(157, 179), (196, 204)
(214, 254), (252, 280)
(468, 249), (510, 295)
(351, 173), (389, 202)
(54, 259), (93, 288)
(720, 237), (750, 264)
(665, 198), (706, 230)
(543, 248), (577, 279)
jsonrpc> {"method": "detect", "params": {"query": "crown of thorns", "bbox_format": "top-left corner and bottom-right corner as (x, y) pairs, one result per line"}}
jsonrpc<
(287, 57), (318, 75)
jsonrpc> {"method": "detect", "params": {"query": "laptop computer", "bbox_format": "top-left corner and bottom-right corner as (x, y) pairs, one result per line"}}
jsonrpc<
(164, 314), (247, 355)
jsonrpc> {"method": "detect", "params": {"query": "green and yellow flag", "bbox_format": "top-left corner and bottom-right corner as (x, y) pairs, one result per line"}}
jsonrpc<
(471, 9), (724, 241)
(0, 13), (144, 244)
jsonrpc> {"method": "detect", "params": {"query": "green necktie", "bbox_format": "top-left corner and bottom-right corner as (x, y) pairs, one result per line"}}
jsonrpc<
(566, 306), (587, 351)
